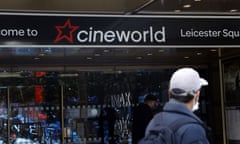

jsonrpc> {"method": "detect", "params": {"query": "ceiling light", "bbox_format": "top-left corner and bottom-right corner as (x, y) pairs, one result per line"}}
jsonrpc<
(174, 10), (181, 12)
(230, 9), (238, 13)
(196, 52), (202, 55)
(103, 49), (110, 53)
(39, 53), (45, 56)
(86, 57), (92, 60)
(184, 56), (190, 59)
(44, 49), (51, 52)
(116, 70), (122, 74)
(158, 49), (165, 53)
(34, 57), (40, 60)
(136, 56), (143, 59)
(194, 0), (201, 2)
(210, 49), (217, 52)
(94, 53), (100, 56)
(183, 4), (191, 8)
(147, 53), (153, 56)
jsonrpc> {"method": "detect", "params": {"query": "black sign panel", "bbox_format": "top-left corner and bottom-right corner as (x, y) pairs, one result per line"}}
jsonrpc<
(0, 13), (240, 47)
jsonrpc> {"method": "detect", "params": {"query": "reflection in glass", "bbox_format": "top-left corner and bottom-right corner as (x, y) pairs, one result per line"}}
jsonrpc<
(5, 74), (62, 144)
(62, 71), (170, 144)
(0, 69), (209, 144)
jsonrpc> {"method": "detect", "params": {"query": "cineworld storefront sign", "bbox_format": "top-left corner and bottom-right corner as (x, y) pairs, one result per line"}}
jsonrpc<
(1, 13), (240, 47)
(74, 26), (165, 43)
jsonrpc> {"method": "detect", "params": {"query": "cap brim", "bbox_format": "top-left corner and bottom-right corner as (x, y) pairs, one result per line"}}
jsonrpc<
(200, 78), (208, 86)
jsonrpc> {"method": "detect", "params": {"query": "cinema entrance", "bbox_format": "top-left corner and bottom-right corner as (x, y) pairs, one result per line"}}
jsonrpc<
(0, 13), (240, 144)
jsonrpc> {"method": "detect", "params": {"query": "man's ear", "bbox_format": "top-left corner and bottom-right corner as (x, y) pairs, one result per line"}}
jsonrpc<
(195, 91), (200, 100)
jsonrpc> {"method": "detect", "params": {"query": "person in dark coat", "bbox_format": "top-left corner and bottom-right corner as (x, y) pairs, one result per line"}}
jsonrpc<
(146, 67), (210, 144)
(132, 94), (158, 144)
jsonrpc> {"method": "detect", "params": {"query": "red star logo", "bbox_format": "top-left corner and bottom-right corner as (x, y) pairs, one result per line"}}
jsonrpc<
(54, 19), (79, 43)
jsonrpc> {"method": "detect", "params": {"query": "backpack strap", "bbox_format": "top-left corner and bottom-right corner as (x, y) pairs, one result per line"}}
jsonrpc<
(148, 117), (199, 144)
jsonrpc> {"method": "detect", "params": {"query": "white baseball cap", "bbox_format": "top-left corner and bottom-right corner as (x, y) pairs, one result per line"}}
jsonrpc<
(169, 67), (208, 96)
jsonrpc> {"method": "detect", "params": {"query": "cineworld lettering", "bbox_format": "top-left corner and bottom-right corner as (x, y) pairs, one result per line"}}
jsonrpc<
(77, 26), (166, 43)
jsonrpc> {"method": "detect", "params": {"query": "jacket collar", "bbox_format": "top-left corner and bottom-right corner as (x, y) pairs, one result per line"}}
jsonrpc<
(163, 99), (203, 123)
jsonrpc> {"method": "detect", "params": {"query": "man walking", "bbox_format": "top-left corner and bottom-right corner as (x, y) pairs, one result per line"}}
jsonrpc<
(145, 67), (210, 144)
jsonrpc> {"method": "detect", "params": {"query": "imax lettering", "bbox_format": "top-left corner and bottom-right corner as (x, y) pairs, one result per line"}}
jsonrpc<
(77, 26), (166, 43)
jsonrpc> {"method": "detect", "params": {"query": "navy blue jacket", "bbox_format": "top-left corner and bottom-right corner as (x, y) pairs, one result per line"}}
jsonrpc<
(145, 99), (209, 144)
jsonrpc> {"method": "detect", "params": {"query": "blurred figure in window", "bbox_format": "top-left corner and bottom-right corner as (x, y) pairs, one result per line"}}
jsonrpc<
(132, 94), (158, 144)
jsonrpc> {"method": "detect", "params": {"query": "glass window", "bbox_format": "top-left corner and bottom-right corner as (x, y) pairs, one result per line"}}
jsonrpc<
(0, 69), (209, 144)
